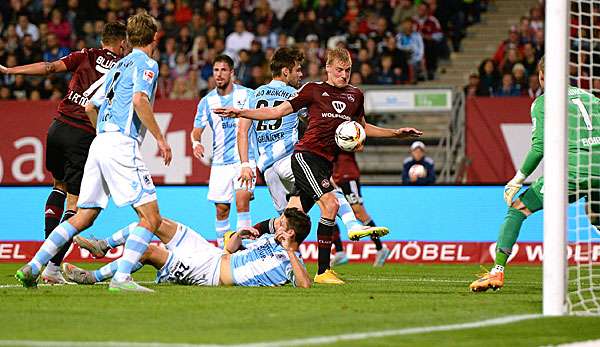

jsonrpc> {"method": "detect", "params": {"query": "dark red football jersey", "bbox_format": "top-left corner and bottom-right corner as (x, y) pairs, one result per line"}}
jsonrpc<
(56, 48), (120, 133)
(288, 81), (365, 161)
(333, 151), (360, 182)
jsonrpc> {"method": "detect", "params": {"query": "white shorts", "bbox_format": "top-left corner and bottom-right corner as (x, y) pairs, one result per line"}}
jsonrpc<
(207, 161), (256, 204)
(263, 155), (295, 213)
(156, 224), (223, 286)
(77, 132), (156, 209)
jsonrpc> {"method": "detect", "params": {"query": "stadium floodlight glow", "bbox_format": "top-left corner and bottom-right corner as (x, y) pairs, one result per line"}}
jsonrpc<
(543, 0), (568, 316)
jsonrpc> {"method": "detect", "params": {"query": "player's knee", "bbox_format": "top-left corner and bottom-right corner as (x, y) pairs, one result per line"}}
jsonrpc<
(140, 244), (158, 264)
(145, 214), (163, 232)
(323, 194), (340, 213)
(216, 204), (230, 220)
(510, 199), (532, 217)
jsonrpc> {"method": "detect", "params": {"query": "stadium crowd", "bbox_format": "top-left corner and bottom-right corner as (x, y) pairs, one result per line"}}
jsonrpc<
(0, 0), (486, 101)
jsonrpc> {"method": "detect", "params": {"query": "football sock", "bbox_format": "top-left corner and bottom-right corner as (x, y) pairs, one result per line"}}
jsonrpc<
(215, 218), (230, 248)
(495, 207), (527, 267)
(105, 222), (137, 248)
(94, 260), (142, 282)
(366, 219), (383, 251)
(49, 209), (76, 266)
(332, 224), (344, 252)
(44, 189), (65, 239)
(335, 190), (362, 230)
(29, 221), (78, 275)
(114, 226), (153, 281)
(236, 211), (252, 229)
(317, 217), (335, 274)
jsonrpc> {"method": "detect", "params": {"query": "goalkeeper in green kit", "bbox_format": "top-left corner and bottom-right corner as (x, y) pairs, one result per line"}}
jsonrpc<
(470, 57), (600, 292)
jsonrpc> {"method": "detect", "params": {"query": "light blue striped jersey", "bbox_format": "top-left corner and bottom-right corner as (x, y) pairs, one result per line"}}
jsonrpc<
(251, 80), (301, 172)
(93, 49), (158, 143)
(229, 234), (302, 287)
(194, 84), (256, 165)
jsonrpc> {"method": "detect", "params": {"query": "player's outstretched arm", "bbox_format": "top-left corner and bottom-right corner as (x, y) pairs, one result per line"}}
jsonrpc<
(0, 60), (67, 76)
(133, 92), (172, 165)
(364, 123), (423, 138)
(214, 101), (294, 120)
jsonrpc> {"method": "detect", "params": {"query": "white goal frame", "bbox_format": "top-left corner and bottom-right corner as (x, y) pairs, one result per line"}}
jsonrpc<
(543, 0), (569, 316)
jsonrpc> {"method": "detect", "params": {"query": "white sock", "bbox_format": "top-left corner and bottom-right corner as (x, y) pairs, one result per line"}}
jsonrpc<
(491, 264), (505, 274)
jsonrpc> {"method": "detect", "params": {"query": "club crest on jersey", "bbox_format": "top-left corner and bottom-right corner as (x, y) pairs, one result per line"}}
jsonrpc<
(321, 179), (330, 188)
(143, 70), (155, 82)
(346, 94), (355, 102)
(332, 101), (346, 113)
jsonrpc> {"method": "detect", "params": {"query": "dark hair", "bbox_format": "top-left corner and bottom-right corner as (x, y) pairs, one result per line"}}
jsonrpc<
(283, 208), (311, 244)
(127, 11), (158, 47)
(102, 21), (127, 45)
(213, 54), (234, 70)
(270, 47), (304, 77)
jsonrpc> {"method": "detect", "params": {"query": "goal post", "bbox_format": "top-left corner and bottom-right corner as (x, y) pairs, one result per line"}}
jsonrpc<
(543, 0), (569, 316)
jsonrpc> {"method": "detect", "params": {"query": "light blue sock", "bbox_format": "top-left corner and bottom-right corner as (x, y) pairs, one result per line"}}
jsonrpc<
(215, 218), (230, 247)
(94, 260), (142, 282)
(335, 190), (362, 231)
(29, 221), (78, 275)
(105, 222), (136, 248)
(113, 226), (153, 281)
(236, 212), (252, 229)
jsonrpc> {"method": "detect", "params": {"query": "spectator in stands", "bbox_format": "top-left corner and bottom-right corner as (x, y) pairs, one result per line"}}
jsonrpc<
(494, 73), (521, 97)
(302, 61), (321, 84)
(464, 72), (488, 97)
(500, 47), (521, 75)
(380, 34), (409, 83)
(403, 141), (436, 185)
(532, 30), (544, 60)
(530, 5), (544, 33)
(392, 0), (417, 27)
(255, 22), (277, 50)
(226, 19), (254, 56)
(17, 34), (42, 65)
(521, 43), (538, 76)
(512, 63), (528, 92)
(493, 26), (523, 64)
(170, 77), (195, 100)
(345, 21), (366, 54)
(527, 73), (542, 98)
(42, 33), (69, 62)
(360, 62), (378, 84)
(396, 18), (424, 84)
(47, 9), (72, 48)
(171, 52), (190, 79)
(413, 3), (444, 80)
(350, 71), (363, 85)
(0, 86), (12, 100)
(377, 54), (398, 85)
(12, 75), (30, 100)
(236, 49), (252, 87)
(156, 63), (174, 99)
(16, 15), (40, 42)
(478, 59), (500, 95)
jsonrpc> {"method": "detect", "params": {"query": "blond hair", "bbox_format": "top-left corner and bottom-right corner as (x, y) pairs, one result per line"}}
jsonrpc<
(326, 48), (352, 66)
(127, 11), (158, 48)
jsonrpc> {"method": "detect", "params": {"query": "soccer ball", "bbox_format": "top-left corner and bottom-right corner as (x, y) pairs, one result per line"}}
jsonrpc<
(335, 121), (366, 152)
(409, 164), (427, 178)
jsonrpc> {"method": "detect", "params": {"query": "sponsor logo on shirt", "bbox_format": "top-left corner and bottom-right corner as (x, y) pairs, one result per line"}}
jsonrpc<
(332, 101), (346, 113)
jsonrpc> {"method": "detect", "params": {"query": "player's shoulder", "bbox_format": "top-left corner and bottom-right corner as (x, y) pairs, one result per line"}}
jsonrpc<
(424, 156), (434, 165)
(132, 51), (158, 70)
(531, 94), (545, 112)
(298, 81), (321, 92)
(403, 156), (414, 164)
(346, 83), (364, 96)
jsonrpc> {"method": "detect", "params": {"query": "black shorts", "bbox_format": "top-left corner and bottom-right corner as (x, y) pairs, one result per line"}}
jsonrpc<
(337, 179), (363, 205)
(291, 151), (334, 204)
(45, 119), (95, 196)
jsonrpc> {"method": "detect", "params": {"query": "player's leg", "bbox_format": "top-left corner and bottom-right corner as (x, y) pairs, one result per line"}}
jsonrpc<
(470, 179), (543, 292)
(336, 180), (389, 241)
(74, 222), (138, 258)
(208, 164), (235, 247)
(349, 194), (390, 267)
(110, 200), (162, 292)
(264, 163), (291, 214)
(234, 162), (255, 230)
(331, 224), (349, 266)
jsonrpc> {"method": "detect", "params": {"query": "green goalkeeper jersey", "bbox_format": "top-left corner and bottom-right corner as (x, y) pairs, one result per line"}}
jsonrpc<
(521, 86), (600, 188)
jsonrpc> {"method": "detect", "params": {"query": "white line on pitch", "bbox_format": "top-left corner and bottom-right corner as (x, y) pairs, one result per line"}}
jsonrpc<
(0, 314), (542, 347)
(554, 339), (600, 347)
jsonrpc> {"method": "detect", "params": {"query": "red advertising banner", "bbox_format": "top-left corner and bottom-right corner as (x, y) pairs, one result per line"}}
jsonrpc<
(1, 240), (596, 264)
(0, 100), (211, 184)
(465, 97), (536, 184)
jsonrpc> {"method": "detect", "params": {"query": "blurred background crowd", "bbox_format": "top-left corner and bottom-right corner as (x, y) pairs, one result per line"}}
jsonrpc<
(0, 0), (488, 101)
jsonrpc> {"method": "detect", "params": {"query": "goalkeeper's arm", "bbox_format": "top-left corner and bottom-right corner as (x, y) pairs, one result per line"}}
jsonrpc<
(504, 137), (543, 206)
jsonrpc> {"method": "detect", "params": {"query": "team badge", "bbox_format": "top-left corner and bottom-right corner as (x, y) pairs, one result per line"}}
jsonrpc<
(332, 101), (346, 113)
(347, 94), (355, 102)
(321, 179), (330, 188)
(143, 70), (155, 82)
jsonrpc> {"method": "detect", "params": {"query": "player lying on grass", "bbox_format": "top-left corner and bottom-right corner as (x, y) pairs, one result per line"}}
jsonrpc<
(63, 208), (312, 288)
(470, 56), (600, 292)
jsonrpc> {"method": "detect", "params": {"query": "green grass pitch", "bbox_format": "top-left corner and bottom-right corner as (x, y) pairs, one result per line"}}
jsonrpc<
(1, 262), (600, 346)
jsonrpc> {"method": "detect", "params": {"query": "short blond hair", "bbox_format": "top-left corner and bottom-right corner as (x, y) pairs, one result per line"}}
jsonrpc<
(127, 11), (158, 48)
(326, 48), (352, 66)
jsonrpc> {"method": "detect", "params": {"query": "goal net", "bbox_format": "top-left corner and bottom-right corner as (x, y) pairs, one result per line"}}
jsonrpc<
(566, 0), (600, 315)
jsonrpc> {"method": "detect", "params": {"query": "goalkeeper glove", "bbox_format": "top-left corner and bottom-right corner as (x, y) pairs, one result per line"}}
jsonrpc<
(504, 171), (526, 206)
